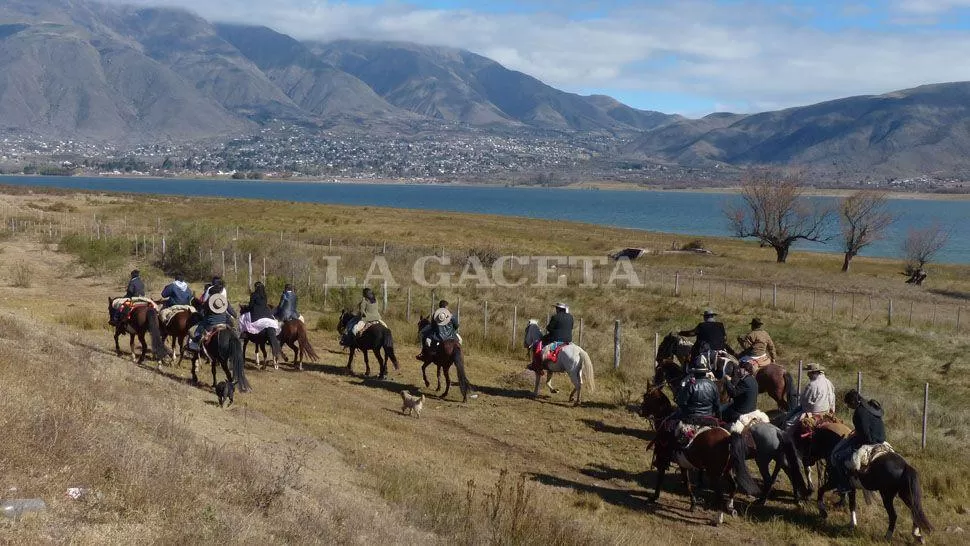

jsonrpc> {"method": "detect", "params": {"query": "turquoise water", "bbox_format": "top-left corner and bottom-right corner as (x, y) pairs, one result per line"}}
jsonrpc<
(2, 175), (967, 264)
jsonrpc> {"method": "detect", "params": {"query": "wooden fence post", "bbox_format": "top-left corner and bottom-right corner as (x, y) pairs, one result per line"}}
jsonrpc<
(406, 286), (412, 321)
(654, 332), (659, 361)
(796, 360), (803, 405)
(221, 250), (226, 276)
(922, 383), (929, 450)
(382, 279), (388, 312)
(457, 297), (461, 321)
(857, 371), (862, 395)
(909, 301), (914, 327)
(613, 320), (621, 370)
(578, 317), (585, 346)
(674, 273), (680, 296)
(511, 305), (518, 350)
(831, 293), (837, 319)
(233, 252), (237, 276)
(772, 284), (777, 308)
(888, 298), (893, 326)
(958, 307), (963, 330)
(812, 289), (817, 315)
(483, 300), (489, 340)
(247, 253), (252, 288)
(262, 257), (266, 282)
(323, 283), (329, 311)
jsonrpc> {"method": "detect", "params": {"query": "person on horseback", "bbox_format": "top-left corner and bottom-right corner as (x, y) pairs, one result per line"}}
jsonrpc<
(720, 357), (759, 429)
(783, 362), (837, 437)
(542, 303), (573, 345)
(342, 288), (382, 347)
(680, 309), (734, 367)
(187, 278), (236, 352)
(126, 269), (145, 298)
(674, 361), (721, 420)
(736, 317), (776, 366)
(160, 272), (193, 308)
(829, 389), (886, 495)
(417, 300), (459, 362)
(274, 284), (299, 322)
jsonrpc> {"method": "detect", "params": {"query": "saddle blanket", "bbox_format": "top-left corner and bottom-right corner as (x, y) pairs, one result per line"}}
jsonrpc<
(728, 410), (770, 435)
(850, 442), (894, 473)
(798, 412), (839, 438)
(160, 305), (195, 325)
(749, 353), (771, 369)
(239, 313), (280, 335)
(675, 423), (712, 448)
(352, 320), (386, 336)
(538, 341), (568, 363)
(112, 297), (157, 311)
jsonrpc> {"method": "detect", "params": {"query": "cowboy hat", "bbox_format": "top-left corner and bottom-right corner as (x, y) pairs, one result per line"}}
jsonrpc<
(703, 309), (717, 317)
(554, 302), (568, 309)
(750, 317), (764, 327)
(804, 362), (825, 374)
(207, 292), (229, 314)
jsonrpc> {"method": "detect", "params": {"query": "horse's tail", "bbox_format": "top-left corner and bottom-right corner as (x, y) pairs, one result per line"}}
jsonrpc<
(228, 332), (250, 393)
(782, 371), (796, 411)
(146, 307), (171, 361)
(902, 463), (933, 533)
(729, 433), (760, 496)
(383, 328), (399, 370)
(296, 323), (319, 362)
(452, 345), (471, 402)
(779, 431), (809, 496)
(578, 347), (595, 393)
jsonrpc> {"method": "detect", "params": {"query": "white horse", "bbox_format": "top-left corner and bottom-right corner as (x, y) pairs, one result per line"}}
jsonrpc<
(524, 321), (596, 405)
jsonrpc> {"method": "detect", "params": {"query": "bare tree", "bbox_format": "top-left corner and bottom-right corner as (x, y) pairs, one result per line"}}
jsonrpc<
(902, 224), (950, 272)
(839, 190), (896, 272)
(725, 169), (832, 263)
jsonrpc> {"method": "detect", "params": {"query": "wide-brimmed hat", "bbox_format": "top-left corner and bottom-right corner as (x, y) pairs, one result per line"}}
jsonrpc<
(703, 309), (717, 317)
(750, 317), (764, 328)
(554, 302), (568, 310)
(804, 362), (825, 374)
(434, 308), (454, 325)
(207, 292), (228, 314)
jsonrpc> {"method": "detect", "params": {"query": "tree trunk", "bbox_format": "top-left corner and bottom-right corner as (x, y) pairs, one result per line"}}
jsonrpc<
(841, 251), (855, 272)
(774, 244), (790, 263)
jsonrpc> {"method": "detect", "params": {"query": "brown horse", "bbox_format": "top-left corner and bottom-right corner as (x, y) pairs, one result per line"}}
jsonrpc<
(109, 298), (171, 365)
(640, 387), (757, 520)
(417, 316), (472, 402)
(782, 420), (851, 493)
(159, 309), (198, 366)
(244, 319), (319, 371)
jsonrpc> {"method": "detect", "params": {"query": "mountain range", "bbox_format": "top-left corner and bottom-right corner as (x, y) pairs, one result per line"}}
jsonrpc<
(2, 0), (970, 178)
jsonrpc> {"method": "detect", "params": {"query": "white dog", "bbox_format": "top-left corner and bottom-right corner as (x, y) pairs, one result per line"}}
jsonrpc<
(401, 391), (425, 418)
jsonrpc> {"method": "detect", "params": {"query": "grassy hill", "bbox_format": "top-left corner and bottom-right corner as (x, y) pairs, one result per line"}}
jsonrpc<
(0, 188), (968, 544)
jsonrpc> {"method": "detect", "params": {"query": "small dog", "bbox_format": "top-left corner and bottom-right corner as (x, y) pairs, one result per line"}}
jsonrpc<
(215, 381), (235, 408)
(401, 391), (424, 418)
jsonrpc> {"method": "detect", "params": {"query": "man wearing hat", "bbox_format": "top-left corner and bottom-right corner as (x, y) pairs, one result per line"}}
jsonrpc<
(737, 317), (777, 368)
(110, 269), (147, 326)
(342, 287), (382, 347)
(679, 309), (732, 366)
(187, 277), (236, 352)
(784, 362), (837, 439)
(417, 300), (460, 362)
(542, 303), (574, 345)
(721, 357), (760, 431)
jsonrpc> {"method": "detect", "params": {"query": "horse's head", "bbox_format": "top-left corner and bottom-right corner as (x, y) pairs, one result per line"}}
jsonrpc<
(336, 309), (352, 333)
(107, 296), (114, 315)
(523, 320), (542, 349)
(641, 387), (673, 421)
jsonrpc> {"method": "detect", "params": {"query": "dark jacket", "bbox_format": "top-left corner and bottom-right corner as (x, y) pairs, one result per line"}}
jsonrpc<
(275, 290), (299, 321)
(248, 291), (274, 321)
(160, 281), (192, 306)
(722, 374), (758, 422)
(681, 321), (728, 351)
(675, 377), (720, 418)
(543, 312), (574, 344)
(125, 277), (145, 298)
(852, 399), (886, 444)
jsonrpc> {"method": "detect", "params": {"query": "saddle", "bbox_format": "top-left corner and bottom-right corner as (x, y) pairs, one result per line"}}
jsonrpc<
(202, 324), (230, 346)
(850, 442), (895, 474)
(728, 410), (770, 435)
(797, 412), (840, 439)
(160, 304), (195, 325)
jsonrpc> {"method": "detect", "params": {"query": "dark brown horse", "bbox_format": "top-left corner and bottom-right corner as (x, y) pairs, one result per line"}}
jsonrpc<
(337, 311), (399, 379)
(189, 327), (250, 392)
(416, 316), (471, 402)
(640, 387), (757, 520)
(243, 319), (319, 371)
(109, 299), (171, 365)
(783, 420), (851, 493)
(159, 308), (198, 366)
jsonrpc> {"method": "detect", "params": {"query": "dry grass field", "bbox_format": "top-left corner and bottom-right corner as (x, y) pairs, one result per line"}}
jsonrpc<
(0, 188), (969, 545)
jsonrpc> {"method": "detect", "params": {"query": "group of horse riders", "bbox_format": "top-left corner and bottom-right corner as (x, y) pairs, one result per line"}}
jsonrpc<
(110, 270), (302, 354)
(657, 308), (888, 500)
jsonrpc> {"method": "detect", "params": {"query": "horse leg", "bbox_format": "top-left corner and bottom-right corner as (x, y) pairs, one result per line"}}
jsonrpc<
(176, 335), (185, 367)
(849, 489), (858, 528)
(114, 329), (123, 356)
(436, 365), (443, 391)
(129, 334), (138, 363)
(532, 370), (541, 398)
(346, 347), (355, 374)
(546, 371), (559, 395)
(421, 361), (433, 389)
(362, 350), (371, 376)
(682, 468), (698, 511)
(441, 366), (452, 400)
(568, 369), (582, 406)
(190, 354), (199, 384)
(650, 467), (666, 503)
(881, 490), (897, 541)
(376, 349), (387, 380)
(756, 458), (778, 505)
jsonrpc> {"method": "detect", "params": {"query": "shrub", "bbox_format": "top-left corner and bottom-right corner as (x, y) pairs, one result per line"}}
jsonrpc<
(59, 233), (130, 274)
(155, 224), (219, 281)
(681, 239), (706, 251)
(10, 261), (32, 288)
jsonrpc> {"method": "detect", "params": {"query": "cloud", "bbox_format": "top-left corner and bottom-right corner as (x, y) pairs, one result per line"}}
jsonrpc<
(100, 0), (970, 114)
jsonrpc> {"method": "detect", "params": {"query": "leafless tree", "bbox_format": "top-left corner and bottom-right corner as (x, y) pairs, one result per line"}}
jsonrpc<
(725, 169), (832, 263)
(839, 190), (896, 272)
(902, 224), (950, 272)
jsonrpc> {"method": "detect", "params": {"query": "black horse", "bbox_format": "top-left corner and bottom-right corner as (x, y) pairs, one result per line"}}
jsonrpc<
(239, 304), (283, 368)
(817, 451), (932, 542)
(416, 316), (471, 402)
(189, 327), (250, 392)
(337, 311), (399, 379)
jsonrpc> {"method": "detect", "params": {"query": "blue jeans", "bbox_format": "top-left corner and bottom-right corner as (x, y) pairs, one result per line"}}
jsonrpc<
(829, 436), (857, 493)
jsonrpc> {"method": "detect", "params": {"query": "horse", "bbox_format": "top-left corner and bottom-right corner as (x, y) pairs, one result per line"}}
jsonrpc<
(242, 318), (319, 371)
(816, 450), (933, 543)
(416, 316), (472, 402)
(640, 387), (755, 520)
(239, 304), (283, 369)
(781, 420), (851, 493)
(108, 298), (171, 366)
(159, 307), (198, 366)
(189, 327), (250, 392)
(523, 321), (595, 406)
(337, 310), (399, 379)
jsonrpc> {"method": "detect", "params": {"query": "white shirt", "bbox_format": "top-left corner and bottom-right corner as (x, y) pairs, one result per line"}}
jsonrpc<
(801, 373), (836, 413)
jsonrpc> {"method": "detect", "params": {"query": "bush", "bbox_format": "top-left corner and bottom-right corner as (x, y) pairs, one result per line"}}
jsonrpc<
(10, 262), (32, 288)
(155, 224), (218, 281)
(681, 239), (706, 251)
(59, 233), (130, 274)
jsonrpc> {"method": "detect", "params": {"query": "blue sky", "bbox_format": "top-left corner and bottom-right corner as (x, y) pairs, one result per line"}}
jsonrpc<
(112, 0), (970, 116)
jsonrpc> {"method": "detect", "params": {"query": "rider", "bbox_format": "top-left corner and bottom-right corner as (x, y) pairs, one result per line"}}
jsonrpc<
(829, 389), (886, 495)
(417, 300), (460, 362)
(653, 360), (721, 473)
(736, 317), (776, 367)
(342, 288), (382, 347)
(274, 283), (300, 322)
(720, 357), (759, 432)
(542, 303), (574, 345)
(783, 362), (836, 433)
(187, 277), (236, 352)
(246, 282), (275, 322)
(111, 269), (146, 326)
(679, 309), (733, 368)
(160, 272), (193, 308)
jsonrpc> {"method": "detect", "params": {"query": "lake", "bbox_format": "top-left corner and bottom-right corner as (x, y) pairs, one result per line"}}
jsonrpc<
(1, 175), (968, 264)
